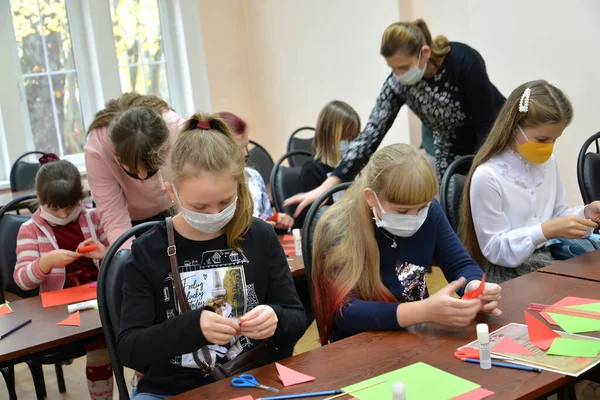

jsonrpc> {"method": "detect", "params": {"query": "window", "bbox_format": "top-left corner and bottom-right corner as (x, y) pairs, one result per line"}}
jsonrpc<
(10, 0), (85, 158)
(110, 0), (169, 101)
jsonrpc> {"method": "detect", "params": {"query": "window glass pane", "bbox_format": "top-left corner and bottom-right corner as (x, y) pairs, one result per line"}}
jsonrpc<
(11, 0), (45, 75)
(56, 73), (85, 155)
(40, 0), (74, 72)
(22, 76), (59, 153)
(146, 64), (168, 99)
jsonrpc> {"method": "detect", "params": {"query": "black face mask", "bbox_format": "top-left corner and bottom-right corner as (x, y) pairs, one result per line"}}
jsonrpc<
(121, 166), (158, 181)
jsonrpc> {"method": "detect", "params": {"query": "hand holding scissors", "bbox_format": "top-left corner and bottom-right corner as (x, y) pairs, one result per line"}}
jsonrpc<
(231, 374), (279, 393)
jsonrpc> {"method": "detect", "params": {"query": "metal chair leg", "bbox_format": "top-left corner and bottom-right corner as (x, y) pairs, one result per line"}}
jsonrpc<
(0, 366), (18, 400)
(55, 363), (66, 393)
(26, 361), (46, 400)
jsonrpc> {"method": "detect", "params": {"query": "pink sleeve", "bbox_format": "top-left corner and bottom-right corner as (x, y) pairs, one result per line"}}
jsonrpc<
(161, 110), (183, 137)
(14, 225), (47, 290)
(90, 209), (110, 247)
(85, 136), (133, 246)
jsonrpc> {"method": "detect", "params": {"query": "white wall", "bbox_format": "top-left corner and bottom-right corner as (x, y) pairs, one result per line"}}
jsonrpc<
(198, 0), (410, 163)
(406, 0), (600, 204)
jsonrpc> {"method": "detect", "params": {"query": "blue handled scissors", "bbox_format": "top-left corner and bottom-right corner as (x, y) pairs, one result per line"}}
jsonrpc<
(231, 374), (280, 393)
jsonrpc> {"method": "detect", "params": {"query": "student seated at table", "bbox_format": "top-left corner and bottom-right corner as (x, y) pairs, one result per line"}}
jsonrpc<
(459, 80), (600, 284)
(117, 113), (307, 398)
(311, 144), (501, 344)
(217, 111), (294, 230)
(13, 154), (112, 400)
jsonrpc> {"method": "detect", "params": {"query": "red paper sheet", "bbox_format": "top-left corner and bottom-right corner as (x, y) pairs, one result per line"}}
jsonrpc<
(284, 248), (295, 255)
(276, 362), (315, 386)
(229, 396), (253, 400)
(281, 234), (294, 242)
(492, 336), (534, 355)
(41, 284), (97, 308)
(463, 274), (485, 300)
(525, 311), (560, 350)
(0, 303), (14, 316)
(57, 311), (81, 327)
(540, 297), (599, 325)
(451, 387), (495, 400)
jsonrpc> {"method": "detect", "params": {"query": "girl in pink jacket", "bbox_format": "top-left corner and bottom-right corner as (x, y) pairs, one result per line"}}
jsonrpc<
(14, 155), (113, 399)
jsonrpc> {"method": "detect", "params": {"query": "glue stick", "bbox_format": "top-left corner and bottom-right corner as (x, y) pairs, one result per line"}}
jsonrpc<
(392, 382), (406, 400)
(477, 323), (492, 369)
(293, 229), (302, 256)
(67, 299), (98, 313)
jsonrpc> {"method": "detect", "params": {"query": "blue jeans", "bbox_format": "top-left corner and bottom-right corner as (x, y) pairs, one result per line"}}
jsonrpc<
(132, 393), (171, 400)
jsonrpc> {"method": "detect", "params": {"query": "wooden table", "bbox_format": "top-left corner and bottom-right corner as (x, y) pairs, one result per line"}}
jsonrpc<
(0, 295), (102, 365)
(175, 273), (600, 400)
(279, 234), (305, 277)
(538, 250), (600, 282)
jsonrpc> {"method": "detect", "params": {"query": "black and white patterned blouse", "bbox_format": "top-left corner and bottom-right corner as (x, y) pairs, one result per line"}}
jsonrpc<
(333, 42), (505, 180)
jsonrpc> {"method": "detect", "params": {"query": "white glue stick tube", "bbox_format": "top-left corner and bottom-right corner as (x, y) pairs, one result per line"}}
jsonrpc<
(67, 299), (98, 313)
(293, 229), (302, 256)
(477, 323), (492, 369)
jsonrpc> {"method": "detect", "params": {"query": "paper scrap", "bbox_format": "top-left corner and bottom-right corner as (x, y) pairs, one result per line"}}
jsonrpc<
(342, 362), (479, 400)
(282, 234), (294, 242)
(229, 396), (253, 400)
(541, 297), (599, 325)
(463, 274), (485, 300)
(450, 387), (495, 400)
(90, 282), (97, 288)
(547, 312), (600, 334)
(525, 312), (560, 350)
(284, 248), (295, 255)
(0, 303), (14, 316)
(57, 311), (81, 327)
(547, 337), (600, 358)
(41, 284), (97, 308)
(492, 336), (534, 356)
(275, 362), (315, 386)
(568, 302), (600, 313)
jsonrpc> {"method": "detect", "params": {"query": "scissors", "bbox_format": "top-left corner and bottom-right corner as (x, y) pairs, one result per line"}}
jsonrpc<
(231, 374), (280, 393)
(454, 347), (514, 361)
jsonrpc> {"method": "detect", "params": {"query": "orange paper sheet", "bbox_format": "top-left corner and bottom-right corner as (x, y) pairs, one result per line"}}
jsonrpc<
(276, 362), (315, 386)
(281, 234), (294, 242)
(0, 303), (14, 316)
(41, 284), (97, 308)
(229, 396), (253, 400)
(492, 336), (534, 356)
(525, 312), (560, 350)
(451, 387), (495, 400)
(284, 248), (295, 255)
(57, 311), (81, 327)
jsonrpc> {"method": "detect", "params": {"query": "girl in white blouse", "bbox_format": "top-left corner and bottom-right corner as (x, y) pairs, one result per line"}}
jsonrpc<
(460, 80), (600, 283)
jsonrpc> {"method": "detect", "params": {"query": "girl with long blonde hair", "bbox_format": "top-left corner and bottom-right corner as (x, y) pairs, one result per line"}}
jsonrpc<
(118, 112), (307, 398)
(459, 80), (600, 283)
(312, 144), (501, 344)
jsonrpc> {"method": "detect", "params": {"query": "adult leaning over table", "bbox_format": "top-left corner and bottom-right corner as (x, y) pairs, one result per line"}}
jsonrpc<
(84, 93), (182, 248)
(285, 18), (505, 216)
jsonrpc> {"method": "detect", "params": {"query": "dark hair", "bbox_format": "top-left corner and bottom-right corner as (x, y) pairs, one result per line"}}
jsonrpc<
(110, 107), (169, 173)
(217, 112), (247, 136)
(35, 160), (84, 209)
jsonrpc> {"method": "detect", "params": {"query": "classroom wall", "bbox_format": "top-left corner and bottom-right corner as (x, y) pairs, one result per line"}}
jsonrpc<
(404, 0), (600, 204)
(198, 0), (411, 164)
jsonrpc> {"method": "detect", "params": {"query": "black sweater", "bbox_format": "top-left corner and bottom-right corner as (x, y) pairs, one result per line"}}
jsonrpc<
(117, 219), (308, 396)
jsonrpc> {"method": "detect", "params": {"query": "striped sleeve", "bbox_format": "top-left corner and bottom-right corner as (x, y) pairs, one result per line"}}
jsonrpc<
(90, 209), (109, 246)
(14, 224), (47, 290)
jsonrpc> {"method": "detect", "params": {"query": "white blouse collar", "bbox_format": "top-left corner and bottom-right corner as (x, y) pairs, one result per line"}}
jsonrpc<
(487, 147), (544, 189)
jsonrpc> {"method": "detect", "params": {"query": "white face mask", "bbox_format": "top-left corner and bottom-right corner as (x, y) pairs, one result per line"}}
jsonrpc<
(395, 50), (426, 86)
(40, 205), (81, 226)
(173, 186), (237, 234)
(372, 192), (429, 237)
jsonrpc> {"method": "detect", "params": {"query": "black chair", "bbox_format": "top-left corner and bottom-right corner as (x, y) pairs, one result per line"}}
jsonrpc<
(577, 131), (600, 204)
(440, 155), (474, 233)
(270, 151), (312, 223)
(9, 151), (45, 192)
(98, 221), (159, 400)
(247, 140), (275, 186)
(286, 127), (315, 167)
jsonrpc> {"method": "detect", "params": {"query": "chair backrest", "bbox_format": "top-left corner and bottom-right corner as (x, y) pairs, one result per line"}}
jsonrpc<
(0, 194), (40, 302)
(577, 132), (600, 204)
(301, 183), (352, 297)
(97, 221), (159, 400)
(270, 151), (313, 218)
(247, 140), (275, 185)
(440, 155), (474, 232)
(9, 151), (45, 192)
(286, 127), (315, 167)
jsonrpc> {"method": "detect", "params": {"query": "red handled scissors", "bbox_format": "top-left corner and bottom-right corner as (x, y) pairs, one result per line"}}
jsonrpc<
(454, 347), (513, 361)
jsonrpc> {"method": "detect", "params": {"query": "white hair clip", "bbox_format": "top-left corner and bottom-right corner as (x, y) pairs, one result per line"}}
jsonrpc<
(519, 88), (531, 113)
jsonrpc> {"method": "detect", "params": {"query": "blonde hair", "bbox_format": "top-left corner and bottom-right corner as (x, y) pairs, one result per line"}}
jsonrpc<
(314, 101), (361, 168)
(312, 144), (438, 344)
(459, 80), (573, 264)
(380, 18), (450, 69)
(166, 112), (253, 250)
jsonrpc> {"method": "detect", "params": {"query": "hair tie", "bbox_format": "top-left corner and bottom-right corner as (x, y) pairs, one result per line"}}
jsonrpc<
(197, 120), (211, 130)
(518, 88), (531, 113)
(39, 153), (60, 165)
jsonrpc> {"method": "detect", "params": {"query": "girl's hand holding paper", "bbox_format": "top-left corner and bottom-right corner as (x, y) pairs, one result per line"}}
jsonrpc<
(465, 278), (502, 316)
(239, 305), (278, 340)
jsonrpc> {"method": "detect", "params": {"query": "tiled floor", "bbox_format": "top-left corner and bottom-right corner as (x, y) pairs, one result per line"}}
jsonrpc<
(4, 268), (451, 399)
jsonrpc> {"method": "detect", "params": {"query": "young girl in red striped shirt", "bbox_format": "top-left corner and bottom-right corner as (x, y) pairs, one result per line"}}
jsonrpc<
(14, 154), (113, 399)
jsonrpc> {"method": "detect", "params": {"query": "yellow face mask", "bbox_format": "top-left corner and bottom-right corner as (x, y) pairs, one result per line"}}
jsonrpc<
(516, 125), (554, 164)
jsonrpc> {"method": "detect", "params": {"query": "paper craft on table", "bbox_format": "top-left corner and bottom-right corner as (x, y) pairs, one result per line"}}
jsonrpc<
(0, 303), (14, 316)
(229, 396), (253, 400)
(90, 282), (97, 288)
(57, 311), (81, 327)
(547, 312), (600, 334)
(462, 274), (485, 300)
(275, 362), (315, 387)
(568, 303), (600, 313)
(525, 312), (560, 351)
(450, 387), (495, 400)
(282, 234), (294, 242)
(284, 249), (295, 256)
(540, 297), (599, 325)
(492, 336), (534, 356)
(547, 337), (600, 358)
(41, 283), (97, 308)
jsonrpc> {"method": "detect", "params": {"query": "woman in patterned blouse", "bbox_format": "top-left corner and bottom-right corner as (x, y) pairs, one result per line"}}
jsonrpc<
(285, 18), (505, 216)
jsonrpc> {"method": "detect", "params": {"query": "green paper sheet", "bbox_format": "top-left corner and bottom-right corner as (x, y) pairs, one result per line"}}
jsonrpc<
(547, 338), (600, 358)
(547, 313), (600, 334)
(568, 303), (600, 313)
(341, 362), (479, 400)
